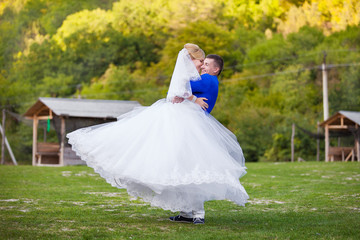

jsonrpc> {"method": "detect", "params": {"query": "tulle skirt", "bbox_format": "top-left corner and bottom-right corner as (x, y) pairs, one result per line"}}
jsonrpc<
(67, 99), (249, 212)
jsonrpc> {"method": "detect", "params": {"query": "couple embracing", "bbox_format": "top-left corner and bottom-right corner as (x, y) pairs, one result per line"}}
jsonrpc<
(67, 43), (249, 225)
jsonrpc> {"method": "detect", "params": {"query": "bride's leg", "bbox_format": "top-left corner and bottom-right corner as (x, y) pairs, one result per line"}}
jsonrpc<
(179, 211), (193, 218)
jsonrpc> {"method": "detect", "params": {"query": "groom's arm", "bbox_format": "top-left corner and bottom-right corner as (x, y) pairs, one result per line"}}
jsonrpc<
(190, 74), (211, 94)
(172, 74), (211, 110)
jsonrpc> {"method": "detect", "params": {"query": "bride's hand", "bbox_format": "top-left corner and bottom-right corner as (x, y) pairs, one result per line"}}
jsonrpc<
(172, 96), (185, 103)
(195, 97), (208, 110)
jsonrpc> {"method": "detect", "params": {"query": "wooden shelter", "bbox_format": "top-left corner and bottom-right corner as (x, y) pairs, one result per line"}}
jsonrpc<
(24, 97), (141, 166)
(319, 111), (360, 162)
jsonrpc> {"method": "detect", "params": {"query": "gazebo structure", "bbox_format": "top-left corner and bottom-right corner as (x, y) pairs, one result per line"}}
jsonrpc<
(24, 97), (141, 166)
(319, 111), (360, 162)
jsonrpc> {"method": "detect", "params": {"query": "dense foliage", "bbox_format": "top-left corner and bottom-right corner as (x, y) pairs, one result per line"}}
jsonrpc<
(1, 0), (359, 163)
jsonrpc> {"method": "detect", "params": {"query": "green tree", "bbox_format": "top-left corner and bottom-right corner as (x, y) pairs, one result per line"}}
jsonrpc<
(331, 66), (360, 111)
(287, 26), (325, 53)
(270, 65), (320, 114)
(81, 64), (135, 100)
(244, 34), (292, 75)
(36, 74), (74, 98)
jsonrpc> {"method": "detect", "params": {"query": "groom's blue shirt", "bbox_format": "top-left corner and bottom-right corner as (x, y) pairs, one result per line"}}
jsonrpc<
(190, 74), (219, 113)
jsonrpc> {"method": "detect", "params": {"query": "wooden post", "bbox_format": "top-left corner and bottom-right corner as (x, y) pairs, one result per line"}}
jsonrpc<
(59, 117), (65, 166)
(356, 124), (360, 162)
(322, 52), (329, 121)
(291, 123), (295, 162)
(325, 124), (329, 162)
(0, 124), (18, 165)
(1, 109), (5, 164)
(317, 122), (320, 161)
(32, 116), (38, 166)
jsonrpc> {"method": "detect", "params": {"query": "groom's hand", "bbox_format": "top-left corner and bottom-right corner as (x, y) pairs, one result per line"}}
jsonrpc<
(196, 97), (208, 110)
(172, 96), (185, 103)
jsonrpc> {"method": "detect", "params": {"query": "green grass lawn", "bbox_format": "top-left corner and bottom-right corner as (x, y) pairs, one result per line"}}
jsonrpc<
(0, 162), (359, 239)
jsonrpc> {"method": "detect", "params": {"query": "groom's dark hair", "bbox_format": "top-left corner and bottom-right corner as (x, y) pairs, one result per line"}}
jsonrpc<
(206, 54), (224, 76)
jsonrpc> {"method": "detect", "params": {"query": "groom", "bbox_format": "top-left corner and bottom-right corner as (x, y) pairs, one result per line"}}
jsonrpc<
(172, 54), (224, 113)
(170, 54), (224, 224)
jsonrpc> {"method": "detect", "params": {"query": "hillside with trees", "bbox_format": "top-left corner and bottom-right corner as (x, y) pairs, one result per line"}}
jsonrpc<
(1, 0), (359, 163)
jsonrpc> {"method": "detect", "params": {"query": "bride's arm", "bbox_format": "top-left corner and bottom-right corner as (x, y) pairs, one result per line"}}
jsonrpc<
(172, 95), (208, 110)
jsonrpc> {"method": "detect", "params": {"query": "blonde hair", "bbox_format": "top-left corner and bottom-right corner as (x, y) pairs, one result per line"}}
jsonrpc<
(184, 43), (205, 60)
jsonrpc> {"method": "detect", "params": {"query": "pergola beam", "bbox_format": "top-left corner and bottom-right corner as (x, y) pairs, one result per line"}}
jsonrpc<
(328, 125), (348, 129)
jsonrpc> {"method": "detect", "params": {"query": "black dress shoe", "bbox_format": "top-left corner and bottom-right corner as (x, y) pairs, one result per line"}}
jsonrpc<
(169, 215), (193, 223)
(193, 217), (205, 224)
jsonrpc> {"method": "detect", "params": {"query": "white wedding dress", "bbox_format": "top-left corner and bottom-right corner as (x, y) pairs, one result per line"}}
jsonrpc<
(67, 49), (249, 212)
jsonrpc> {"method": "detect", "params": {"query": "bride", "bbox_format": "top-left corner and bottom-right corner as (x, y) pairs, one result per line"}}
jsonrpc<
(67, 43), (249, 224)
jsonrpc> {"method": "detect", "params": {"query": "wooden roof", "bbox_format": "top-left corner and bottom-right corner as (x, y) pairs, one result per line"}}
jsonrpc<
(319, 111), (360, 128)
(24, 97), (141, 119)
